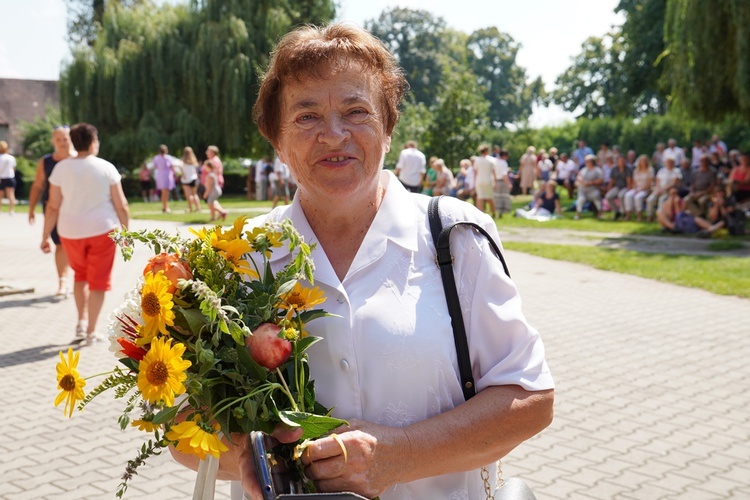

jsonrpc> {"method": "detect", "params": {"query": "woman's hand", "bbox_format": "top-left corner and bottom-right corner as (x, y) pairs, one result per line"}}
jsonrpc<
(300, 419), (409, 499)
(41, 238), (52, 254)
(238, 425), (303, 499)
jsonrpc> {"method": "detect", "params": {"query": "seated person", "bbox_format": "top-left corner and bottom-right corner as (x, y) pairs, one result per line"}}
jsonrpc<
(684, 156), (716, 217)
(658, 186), (726, 236)
(515, 180), (561, 220)
(605, 155), (633, 220)
(431, 158), (455, 196)
(574, 154), (604, 220)
(646, 155), (682, 222)
(554, 152), (577, 199)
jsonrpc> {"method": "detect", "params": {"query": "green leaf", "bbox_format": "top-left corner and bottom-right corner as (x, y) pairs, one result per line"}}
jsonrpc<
(174, 307), (208, 336)
(236, 344), (267, 382)
(276, 279), (297, 296)
(152, 405), (180, 425)
(277, 411), (348, 440)
(118, 357), (139, 372)
(298, 310), (337, 324)
(294, 336), (322, 355)
(228, 321), (246, 345)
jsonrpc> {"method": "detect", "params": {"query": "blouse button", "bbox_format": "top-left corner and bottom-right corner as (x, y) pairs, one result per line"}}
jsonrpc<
(340, 359), (350, 372)
(336, 294), (345, 304)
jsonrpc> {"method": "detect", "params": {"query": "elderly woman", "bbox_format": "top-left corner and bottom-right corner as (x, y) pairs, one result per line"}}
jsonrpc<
(173, 24), (554, 499)
(28, 126), (77, 298)
(41, 123), (130, 342)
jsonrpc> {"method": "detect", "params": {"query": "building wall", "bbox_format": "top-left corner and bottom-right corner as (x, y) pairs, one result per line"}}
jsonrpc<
(0, 78), (59, 155)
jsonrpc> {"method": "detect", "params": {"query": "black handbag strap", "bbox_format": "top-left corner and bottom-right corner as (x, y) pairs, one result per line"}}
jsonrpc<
(428, 196), (511, 401)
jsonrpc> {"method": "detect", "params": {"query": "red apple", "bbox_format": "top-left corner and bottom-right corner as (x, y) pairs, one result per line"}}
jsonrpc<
(245, 323), (292, 370)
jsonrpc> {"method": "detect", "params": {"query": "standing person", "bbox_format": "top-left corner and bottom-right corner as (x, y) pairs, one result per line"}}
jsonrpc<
(0, 140), (17, 214)
(573, 139), (594, 170)
(202, 161), (227, 221)
(153, 144), (175, 213)
(665, 138), (686, 167)
(40, 123), (129, 343)
(172, 23), (554, 500)
(596, 142), (614, 167)
(709, 134), (728, 157)
(180, 146), (202, 213)
(493, 148), (513, 217)
(28, 126), (76, 298)
(138, 163), (152, 202)
(394, 140), (426, 193)
(206, 145), (225, 188)
(652, 142), (666, 170)
(473, 144), (497, 216)
(271, 155), (291, 208)
(518, 146), (537, 195)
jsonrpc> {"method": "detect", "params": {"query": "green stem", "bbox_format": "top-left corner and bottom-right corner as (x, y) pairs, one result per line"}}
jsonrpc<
(275, 367), (299, 412)
(84, 370), (116, 380)
(212, 384), (281, 418)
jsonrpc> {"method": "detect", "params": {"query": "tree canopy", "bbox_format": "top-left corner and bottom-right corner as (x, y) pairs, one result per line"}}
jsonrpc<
(664, 0), (750, 121)
(60, 0), (335, 166)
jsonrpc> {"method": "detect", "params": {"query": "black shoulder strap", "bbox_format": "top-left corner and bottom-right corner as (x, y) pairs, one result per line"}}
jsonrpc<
(428, 196), (511, 401)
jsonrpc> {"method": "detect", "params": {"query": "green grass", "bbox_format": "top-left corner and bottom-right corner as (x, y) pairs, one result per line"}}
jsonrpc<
(707, 240), (746, 252)
(503, 241), (750, 298)
(128, 196), (273, 224)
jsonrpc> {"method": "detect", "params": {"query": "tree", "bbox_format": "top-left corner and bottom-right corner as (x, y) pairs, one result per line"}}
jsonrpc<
(64, 0), (145, 47)
(19, 106), (65, 159)
(664, 0), (750, 121)
(365, 8), (450, 106)
(425, 70), (491, 168)
(466, 27), (543, 127)
(60, 0), (336, 167)
(552, 32), (632, 119)
(616, 0), (669, 115)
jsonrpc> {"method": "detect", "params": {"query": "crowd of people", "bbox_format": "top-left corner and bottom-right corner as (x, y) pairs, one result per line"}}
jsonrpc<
(393, 137), (749, 236)
(138, 144), (228, 220)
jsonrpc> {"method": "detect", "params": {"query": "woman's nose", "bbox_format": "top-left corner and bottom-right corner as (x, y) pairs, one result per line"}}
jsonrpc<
(317, 116), (351, 144)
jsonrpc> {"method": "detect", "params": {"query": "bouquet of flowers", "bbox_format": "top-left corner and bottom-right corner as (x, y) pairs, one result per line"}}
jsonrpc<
(54, 216), (346, 498)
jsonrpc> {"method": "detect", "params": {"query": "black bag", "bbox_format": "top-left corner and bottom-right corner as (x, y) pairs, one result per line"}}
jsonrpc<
(726, 209), (746, 236)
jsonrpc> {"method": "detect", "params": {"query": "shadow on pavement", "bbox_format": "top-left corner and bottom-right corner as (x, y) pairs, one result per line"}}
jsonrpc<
(0, 342), (84, 368)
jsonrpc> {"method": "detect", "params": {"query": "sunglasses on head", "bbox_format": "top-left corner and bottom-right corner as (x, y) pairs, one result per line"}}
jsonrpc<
(53, 125), (70, 130)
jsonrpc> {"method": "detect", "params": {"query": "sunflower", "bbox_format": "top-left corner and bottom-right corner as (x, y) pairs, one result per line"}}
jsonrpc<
(166, 416), (229, 460)
(246, 226), (283, 258)
(213, 238), (258, 279)
(132, 418), (162, 432)
(215, 215), (248, 242)
(137, 337), (191, 407)
(138, 271), (176, 345)
(278, 282), (326, 314)
(55, 348), (86, 418)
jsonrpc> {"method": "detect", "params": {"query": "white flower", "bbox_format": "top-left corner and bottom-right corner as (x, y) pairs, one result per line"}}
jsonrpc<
(107, 282), (145, 358)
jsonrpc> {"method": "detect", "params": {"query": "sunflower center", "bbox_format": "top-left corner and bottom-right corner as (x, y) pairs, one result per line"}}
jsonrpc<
(146, 360), (169, 386)
(59, 374), (77, 391)
(287, 292), (304, 308)
(142, 292), (161, 317)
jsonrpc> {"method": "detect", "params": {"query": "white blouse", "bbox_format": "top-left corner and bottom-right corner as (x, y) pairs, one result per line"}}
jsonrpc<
(252, 170), (554, 499)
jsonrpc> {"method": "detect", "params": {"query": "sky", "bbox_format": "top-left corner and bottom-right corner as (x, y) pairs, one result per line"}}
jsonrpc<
(1, 0), (623, 127)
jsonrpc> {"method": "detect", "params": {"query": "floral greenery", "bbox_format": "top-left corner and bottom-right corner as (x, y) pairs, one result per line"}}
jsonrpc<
(55, 216), (344, 496)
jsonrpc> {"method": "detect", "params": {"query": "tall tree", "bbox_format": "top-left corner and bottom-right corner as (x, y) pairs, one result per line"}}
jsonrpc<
(425, 70), (490, 168)
(64, 0), (144, 47)
(616, 0), (669, 115)
(552, 32), (632, 119)
(664, 0), (750, 121)
(60, 0), (335, 166)
(365, 8), (449, 105)
(466, 27), (543, 127)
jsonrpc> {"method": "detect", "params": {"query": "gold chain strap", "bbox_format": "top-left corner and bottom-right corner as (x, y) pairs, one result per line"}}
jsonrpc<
(481, 460), (506, 500)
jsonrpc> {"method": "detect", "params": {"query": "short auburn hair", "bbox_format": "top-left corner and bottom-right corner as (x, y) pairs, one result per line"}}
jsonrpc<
(253, 23), (407, 148)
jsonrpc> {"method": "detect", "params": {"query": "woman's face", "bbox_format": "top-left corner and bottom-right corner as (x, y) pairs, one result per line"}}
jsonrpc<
(52, 129), (71, 153)
(275, 62), (391, 202)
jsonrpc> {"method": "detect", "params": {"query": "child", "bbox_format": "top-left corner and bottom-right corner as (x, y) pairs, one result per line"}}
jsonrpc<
(202, 161), (227, 221)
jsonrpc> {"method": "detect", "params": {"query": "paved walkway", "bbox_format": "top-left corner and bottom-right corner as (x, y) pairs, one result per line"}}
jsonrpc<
(1, 212), (749, 499)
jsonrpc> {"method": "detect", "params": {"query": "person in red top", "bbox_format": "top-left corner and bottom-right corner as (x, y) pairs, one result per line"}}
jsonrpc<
(727, 152), (750, 205)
